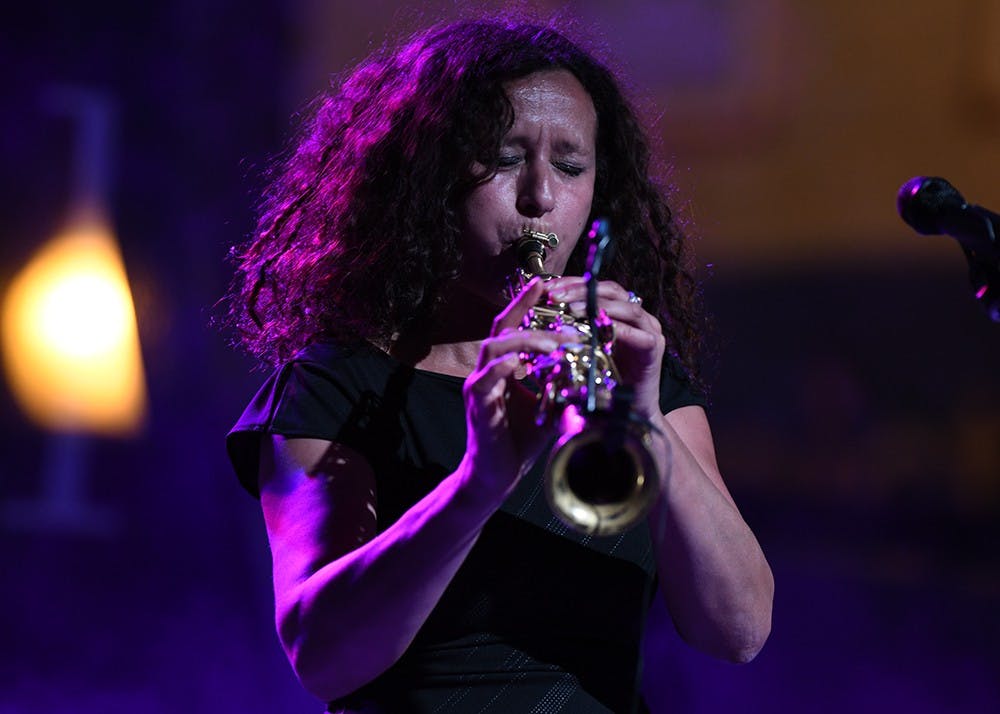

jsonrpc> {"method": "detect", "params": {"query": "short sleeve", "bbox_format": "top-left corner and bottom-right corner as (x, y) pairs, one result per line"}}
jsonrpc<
(226, 356), (360, 498)
(658, 355), (707, 414)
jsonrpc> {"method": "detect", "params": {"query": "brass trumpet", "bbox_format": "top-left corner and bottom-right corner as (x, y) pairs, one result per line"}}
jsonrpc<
(512, 225), (660, 536)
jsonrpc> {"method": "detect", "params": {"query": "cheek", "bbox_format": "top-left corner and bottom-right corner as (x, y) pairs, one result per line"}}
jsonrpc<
(556, 185), (595, 268)
(458, 192), (483, 228)
(460, 180), (507, 228)
(569, 181), (596, 230)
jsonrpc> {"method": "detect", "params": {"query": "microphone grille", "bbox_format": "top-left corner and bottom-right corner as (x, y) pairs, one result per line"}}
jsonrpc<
(897, 176), (965, 235)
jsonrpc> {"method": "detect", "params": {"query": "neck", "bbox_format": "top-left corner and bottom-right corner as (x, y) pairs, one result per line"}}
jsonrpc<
(388, 285), (505, 378)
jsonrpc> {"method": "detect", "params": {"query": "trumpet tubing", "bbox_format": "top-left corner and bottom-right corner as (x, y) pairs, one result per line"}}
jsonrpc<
(513, 227), (660, 536)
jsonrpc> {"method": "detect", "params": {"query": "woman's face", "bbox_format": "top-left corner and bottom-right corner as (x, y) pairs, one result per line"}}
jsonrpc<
(457, 68), (598, 306)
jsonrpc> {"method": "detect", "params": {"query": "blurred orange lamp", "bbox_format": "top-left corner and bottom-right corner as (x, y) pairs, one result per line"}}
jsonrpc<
(2, 210), (147, 436)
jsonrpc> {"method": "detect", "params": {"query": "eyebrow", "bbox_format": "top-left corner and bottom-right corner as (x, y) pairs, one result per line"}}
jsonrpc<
(502, 136), (595, 158)
(553, 138), (593, 157)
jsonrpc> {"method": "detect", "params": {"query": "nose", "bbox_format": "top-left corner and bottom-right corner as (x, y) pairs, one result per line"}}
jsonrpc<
(516, 161), (555, 217)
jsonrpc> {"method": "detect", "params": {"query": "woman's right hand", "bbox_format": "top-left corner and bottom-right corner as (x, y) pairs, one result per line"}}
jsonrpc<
(461, 277), (572, 498)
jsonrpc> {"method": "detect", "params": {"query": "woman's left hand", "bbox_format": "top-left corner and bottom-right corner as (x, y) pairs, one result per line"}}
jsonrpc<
(545, 276), (665, 420)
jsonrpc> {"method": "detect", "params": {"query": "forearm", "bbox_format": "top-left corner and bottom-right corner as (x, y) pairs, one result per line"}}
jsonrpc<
(647, 414), (774, 662)
(280, 456), (501, 701)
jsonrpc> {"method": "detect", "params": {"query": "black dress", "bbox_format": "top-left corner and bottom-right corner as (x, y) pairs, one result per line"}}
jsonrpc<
(228, 341), (705, 713)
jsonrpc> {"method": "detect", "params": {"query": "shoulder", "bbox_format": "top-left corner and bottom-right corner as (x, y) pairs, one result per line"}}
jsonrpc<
(227, 340), (391, 497)
(266, 339), (404, 409)
(289, 339), (387, 376)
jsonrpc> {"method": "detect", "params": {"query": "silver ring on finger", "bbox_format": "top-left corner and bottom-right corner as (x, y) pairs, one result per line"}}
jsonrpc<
(627, 291), (642, 305)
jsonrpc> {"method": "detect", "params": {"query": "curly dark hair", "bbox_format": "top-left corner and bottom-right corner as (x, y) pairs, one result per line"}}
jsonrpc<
(225, 16), (704, 386)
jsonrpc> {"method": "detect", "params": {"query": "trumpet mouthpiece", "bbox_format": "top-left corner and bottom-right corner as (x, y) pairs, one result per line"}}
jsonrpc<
(520, 227), (559, 248)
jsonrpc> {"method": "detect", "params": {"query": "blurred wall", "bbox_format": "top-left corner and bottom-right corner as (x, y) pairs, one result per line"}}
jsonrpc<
(294, 0), (1000, 267)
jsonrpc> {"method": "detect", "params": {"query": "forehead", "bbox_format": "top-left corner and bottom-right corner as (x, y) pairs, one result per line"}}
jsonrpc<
(503, 69), (597, 141)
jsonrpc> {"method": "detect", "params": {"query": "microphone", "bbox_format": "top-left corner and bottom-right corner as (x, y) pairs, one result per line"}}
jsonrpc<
(897, 176), (1000, 322)
(897, 176), (1000, 256)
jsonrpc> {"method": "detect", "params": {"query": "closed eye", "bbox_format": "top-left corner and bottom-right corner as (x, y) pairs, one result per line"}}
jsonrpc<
(554, 162), (585, 177)
(497, 155), (522, 169)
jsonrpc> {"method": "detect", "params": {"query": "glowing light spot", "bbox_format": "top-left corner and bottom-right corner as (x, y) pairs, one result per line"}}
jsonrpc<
(975, 284), (988, 299)
(1, 218), (147, 435)
(37, 272), (131, 359)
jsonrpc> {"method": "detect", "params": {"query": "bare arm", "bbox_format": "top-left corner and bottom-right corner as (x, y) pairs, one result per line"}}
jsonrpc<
(258, 279), (573, 702)
(260, 437), (503, 701)
(545, 276), (774, 662)
(646, 405), (774, 663)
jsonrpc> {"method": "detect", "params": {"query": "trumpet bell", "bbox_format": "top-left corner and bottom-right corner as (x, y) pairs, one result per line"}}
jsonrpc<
(544, 410), (660, 536)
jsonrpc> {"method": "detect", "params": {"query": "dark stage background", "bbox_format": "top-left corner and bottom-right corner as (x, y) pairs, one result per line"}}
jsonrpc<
(3, 1), (999, 712)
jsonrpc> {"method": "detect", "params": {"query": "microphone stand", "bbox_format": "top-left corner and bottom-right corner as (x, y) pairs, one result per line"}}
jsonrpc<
(582, 220), (647, 450)
(963, 247), (1000, 323)
(584, 219), (611, 415)
(958, 204), (1000, 322)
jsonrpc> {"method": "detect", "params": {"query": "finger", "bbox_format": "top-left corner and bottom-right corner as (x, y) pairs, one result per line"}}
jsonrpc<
(491, 277), (549, 336)
(609, 318), (665, 353)
(548, 280), (654, 320)
(465, 352), (521, 396)
(581, 299), (662, 334)
(476, 329), (565, 371)
(545, 277), (630, 303)
(553, 293), (662, 342)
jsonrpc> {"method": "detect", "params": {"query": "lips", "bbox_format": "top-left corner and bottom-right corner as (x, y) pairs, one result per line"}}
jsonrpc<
(500, 223), (555, 242)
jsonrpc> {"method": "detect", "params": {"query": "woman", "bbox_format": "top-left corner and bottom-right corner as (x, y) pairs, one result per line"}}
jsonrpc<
(226, 17), (773, 713)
